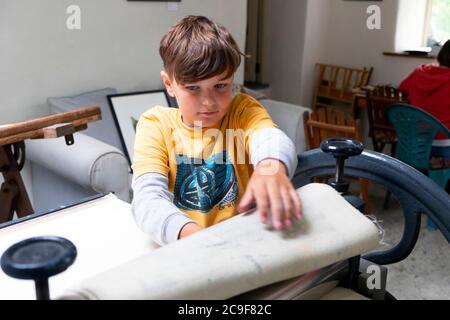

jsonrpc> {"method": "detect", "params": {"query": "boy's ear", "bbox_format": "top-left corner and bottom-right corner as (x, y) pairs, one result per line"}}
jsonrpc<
(161, 70), (176, 97)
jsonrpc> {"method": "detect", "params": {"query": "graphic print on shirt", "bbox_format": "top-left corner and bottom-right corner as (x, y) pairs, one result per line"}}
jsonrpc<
(174, 151), (238, 213)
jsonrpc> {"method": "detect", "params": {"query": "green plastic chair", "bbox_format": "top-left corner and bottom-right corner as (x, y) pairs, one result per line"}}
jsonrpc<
(386, 103), (450, 229)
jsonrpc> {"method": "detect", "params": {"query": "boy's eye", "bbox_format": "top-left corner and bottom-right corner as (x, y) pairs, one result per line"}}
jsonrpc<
(215, 84), (228, 89)
(185, 86), (199, 91)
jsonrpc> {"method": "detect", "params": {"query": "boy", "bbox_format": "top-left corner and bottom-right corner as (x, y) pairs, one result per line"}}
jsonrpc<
(132, 16), (302, 246)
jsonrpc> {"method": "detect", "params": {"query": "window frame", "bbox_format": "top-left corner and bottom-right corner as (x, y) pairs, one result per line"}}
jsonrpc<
(422, 0), (433, 46)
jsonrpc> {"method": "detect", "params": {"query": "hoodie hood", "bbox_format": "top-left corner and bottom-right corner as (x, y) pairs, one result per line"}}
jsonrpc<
(409, 64), (450, 95)
(399, 63), (450, 139)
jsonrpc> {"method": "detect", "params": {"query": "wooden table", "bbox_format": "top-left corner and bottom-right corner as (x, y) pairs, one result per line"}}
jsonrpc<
(0, 106), (101, 223)
(351, 90), (369, 120)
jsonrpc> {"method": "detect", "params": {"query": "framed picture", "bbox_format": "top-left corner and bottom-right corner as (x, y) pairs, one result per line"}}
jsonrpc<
(107, 90), (170, 169)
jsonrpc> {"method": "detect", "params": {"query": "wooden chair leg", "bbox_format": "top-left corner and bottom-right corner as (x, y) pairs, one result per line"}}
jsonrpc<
(0, 181), (19, 223)
(0, 145), (33, 222)
(390, 142), (397, 157)
(313, 176), (327, 184)
(359, 178), (370, 214)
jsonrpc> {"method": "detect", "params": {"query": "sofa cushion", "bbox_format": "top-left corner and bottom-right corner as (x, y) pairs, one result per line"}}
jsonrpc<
(47, 88), (123, 152)
(26, 132), (130, 205)
(260, 99), (310, 154)
(239, 85), (267, 100)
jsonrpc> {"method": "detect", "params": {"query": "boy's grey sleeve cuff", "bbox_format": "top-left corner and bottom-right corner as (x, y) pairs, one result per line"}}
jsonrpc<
(249, 128), (298, 179)
(132, 172), (196, 246)
(163, 213), (196, 244)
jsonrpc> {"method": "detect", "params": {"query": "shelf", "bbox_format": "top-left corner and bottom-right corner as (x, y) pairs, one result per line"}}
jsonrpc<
(383, 52), (436, 59)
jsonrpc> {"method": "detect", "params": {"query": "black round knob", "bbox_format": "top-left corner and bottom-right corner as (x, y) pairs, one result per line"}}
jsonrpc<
(320, 138), (363, 158)
(319, 139), (366, 213)
(1, 236), (77, 300)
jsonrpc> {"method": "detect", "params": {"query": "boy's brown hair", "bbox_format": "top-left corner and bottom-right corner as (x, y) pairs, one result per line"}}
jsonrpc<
(160, 15), (245, 84)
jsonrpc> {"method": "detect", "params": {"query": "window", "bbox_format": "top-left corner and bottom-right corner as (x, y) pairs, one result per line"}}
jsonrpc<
(395, 0), (429, 52)
(425, 0), (450, 46)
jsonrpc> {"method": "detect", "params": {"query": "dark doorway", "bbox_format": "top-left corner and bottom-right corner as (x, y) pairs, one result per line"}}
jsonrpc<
(245, 0), (269, 90)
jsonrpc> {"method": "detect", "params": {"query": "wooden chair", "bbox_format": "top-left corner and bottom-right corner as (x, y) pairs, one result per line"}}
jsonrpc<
(365, 86), (408, 210)
(366, 85), (407, 157)
(312, 63), (373, 116)
(303, 108), (370, 214)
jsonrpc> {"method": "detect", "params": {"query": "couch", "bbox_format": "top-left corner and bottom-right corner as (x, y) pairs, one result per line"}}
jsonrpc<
(24, 88), (310, 214)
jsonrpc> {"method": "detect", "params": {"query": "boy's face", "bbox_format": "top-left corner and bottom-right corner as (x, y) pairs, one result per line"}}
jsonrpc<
(161, 70), (234, 128)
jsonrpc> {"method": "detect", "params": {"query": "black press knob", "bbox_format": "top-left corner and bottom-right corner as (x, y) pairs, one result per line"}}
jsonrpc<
(320, 139), (363, 193)
(320, 139), (365, 212)
(1, 236), (77, 300)
(320, 138), (364, 158)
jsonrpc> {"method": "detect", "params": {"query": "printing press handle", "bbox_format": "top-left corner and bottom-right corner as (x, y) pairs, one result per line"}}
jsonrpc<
(1, 236), (77, 300)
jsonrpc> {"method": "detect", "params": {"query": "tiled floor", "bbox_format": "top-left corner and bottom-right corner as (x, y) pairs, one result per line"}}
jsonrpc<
(366, 186), (450, 300)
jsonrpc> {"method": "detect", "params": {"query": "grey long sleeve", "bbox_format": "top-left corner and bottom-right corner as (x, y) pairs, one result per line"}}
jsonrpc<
(131, 127), (298, 245)
(249, 127), (298, 179)
(131, 173), (193, 246)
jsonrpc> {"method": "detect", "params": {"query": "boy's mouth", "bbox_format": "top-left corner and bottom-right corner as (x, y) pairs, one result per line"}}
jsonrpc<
(199, 111), (218, 116)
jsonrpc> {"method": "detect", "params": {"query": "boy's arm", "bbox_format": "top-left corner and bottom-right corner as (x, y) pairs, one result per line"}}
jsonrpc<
(238, 127), (302, 230)
(132, 172), (199, 246)
(249, 127), (298, 179)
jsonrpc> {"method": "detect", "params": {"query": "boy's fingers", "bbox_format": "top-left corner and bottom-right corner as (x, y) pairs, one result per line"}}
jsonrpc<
(281, 188), (293, 228)
(254, 185), (270, 224)
(237, 188), (254, 212)
(290, 189), (303, 220)
(267, 184), (284, 230)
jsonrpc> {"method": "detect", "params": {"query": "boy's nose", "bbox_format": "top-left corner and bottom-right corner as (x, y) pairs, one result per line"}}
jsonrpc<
(202, 98), (214, 106)
(201, 95), (215, 107)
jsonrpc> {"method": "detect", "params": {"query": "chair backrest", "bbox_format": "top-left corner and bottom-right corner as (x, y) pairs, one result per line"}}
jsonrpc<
(366, 85), (407, 143)
(312, 63), (373, 112)
(303, 108), (362, 150)
(386, 103), (450, 170)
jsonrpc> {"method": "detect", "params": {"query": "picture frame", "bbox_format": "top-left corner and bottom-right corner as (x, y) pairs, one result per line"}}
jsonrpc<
(107, 90), (171, 169)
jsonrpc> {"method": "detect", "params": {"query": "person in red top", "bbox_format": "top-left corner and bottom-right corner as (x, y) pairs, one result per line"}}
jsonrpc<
(399, 39), (450, 163)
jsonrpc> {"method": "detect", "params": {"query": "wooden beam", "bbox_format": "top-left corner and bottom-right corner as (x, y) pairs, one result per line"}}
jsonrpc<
(0, 110), (101, 145)
(0, 105), (101, 139)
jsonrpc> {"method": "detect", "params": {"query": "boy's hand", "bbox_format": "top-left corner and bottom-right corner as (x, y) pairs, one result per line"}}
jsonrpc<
(237, 159), (302, 230)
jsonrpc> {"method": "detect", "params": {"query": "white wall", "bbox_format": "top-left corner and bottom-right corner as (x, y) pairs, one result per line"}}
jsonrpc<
(299, 0), (331, 108)
(258, 0), (435, 109)
(264, 0), (307, 105)
(325, 0), (432, 84)
(0, 0), (247, 124)
(2, 0), (436, 126)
